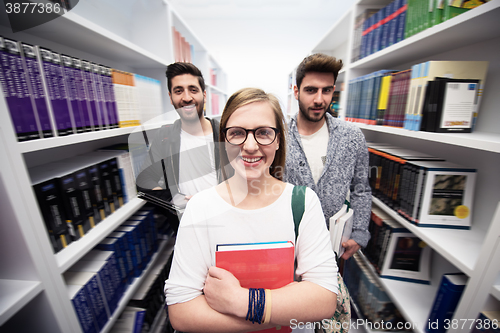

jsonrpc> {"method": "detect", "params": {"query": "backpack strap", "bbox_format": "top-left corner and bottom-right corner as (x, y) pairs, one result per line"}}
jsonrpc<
(291, 186), (307, 241)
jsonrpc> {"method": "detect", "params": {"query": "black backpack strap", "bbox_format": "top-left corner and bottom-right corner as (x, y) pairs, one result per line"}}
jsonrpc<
(291, 186), (307, 241)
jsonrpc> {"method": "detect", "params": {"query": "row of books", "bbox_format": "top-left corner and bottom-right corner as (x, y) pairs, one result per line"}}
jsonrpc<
(344, 252), (407, 327)
(30, 148), (137, 253)
(66, 206), (163, 333)
(0, 36), (163, 142)
(172, 27), (194, 63)
(352, 0), (407, 62)
(125, 247), (175, 332)
(345, 60), (489, 133)
(365, 206), (432, 284)
(352, 0), (489, 62)
(112, 70), (163, 128)
(367, 142), (476, 229)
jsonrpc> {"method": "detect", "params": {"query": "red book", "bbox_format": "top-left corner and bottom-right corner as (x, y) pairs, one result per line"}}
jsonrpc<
(216, 241), (294, 332)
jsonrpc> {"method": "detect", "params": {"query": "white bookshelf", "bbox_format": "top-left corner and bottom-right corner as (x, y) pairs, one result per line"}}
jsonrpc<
(0, 280), (43, 326)
(0, 0), (225, 331)
(290, 0), (500, 330)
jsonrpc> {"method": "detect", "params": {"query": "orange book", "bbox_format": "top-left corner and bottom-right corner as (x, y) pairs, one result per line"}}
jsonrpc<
(216, 241), (294, 332)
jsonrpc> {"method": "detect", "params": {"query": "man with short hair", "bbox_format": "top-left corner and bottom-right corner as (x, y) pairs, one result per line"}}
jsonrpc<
(136, 62), (221, 205)
(285, 53), (372, 259)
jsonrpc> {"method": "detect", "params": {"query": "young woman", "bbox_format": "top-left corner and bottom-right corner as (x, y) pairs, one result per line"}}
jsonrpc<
(164, 88), (338, 332)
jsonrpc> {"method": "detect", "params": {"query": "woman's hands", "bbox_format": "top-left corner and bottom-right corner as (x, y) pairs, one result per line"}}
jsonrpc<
(203, 266), (248, 318)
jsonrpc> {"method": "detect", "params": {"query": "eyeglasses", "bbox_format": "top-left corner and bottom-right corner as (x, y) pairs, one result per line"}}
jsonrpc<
(223, 126), (279, 146)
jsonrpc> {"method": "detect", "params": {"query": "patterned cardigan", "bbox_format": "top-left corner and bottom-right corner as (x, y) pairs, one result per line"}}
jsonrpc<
(284, 113), (372, 248)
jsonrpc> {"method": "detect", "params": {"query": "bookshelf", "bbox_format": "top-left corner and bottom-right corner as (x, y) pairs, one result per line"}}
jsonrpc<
(288, 0), (500, 330)
(0, 0), (226, 332)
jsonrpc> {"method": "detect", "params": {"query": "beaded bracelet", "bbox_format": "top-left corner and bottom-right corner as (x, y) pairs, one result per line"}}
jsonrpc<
(245, 288), (266, 324)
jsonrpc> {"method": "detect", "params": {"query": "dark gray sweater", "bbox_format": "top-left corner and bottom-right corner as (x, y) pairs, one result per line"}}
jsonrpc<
(284, 113), (372, 248)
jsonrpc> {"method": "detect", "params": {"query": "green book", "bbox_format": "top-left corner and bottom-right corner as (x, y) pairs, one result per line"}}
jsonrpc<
(434, 0), (445, 25)
(443, 0), (470, 21)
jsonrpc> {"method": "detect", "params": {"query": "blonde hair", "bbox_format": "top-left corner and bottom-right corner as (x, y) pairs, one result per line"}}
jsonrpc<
(219, 88), (287, 181)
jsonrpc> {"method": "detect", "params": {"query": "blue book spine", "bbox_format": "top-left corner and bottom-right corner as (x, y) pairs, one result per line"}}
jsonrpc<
(426, 274), (466, 333)
(97, 239), (128, 286)
(372, 9), (385, 54)
(397, 0), (408, 43)
(20, 43), (54, 138)
(85, 275), (109, 331)
(360, 18), (371, 59)
(69, 286), (98, 333)
(103, 252), (125, 306)
(107, 233), (134, 283)
(116, 227), (142, 277)
(365, 73), (376, 123)
(381, 2), (394, 50)
(365, 15), (375, 57)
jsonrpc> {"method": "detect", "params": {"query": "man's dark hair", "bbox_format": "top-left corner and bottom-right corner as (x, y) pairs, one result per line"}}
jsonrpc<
(166, 62), (205, 93)
(295, 53), (343, 89)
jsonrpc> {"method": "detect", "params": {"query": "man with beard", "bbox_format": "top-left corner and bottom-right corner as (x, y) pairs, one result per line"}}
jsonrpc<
(285, 53), (372, 260)
(136, 62), (221, 207)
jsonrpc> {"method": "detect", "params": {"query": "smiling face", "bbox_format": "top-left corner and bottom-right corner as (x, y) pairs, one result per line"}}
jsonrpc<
(169, 73), (206, 123)
(294, 71), (335, 123)
(224, 101), (279, 183)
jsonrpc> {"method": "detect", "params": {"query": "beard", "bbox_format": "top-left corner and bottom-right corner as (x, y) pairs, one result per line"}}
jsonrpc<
(298, 95), (327, 123)
(175, 99), (205, 123)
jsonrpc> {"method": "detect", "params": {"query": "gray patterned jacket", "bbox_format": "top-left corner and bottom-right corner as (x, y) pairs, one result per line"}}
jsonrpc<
(284, 113), (372, 248)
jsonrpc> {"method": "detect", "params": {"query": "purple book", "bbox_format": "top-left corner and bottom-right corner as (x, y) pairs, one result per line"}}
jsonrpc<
(72, 58), (93, 132)
(100, 66), (119, 129)
(37, 48), (73, 136)
(20, 42), (54, 138)
(61, 54), (84, 134)
(82, 60), (101, 131)
(91, 63), (109, 130)
(51, 52), (75, 135)
(1, 38), (40, 141)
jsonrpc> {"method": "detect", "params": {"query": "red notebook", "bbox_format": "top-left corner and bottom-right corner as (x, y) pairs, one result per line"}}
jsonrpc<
(216, 241), (294, 333)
